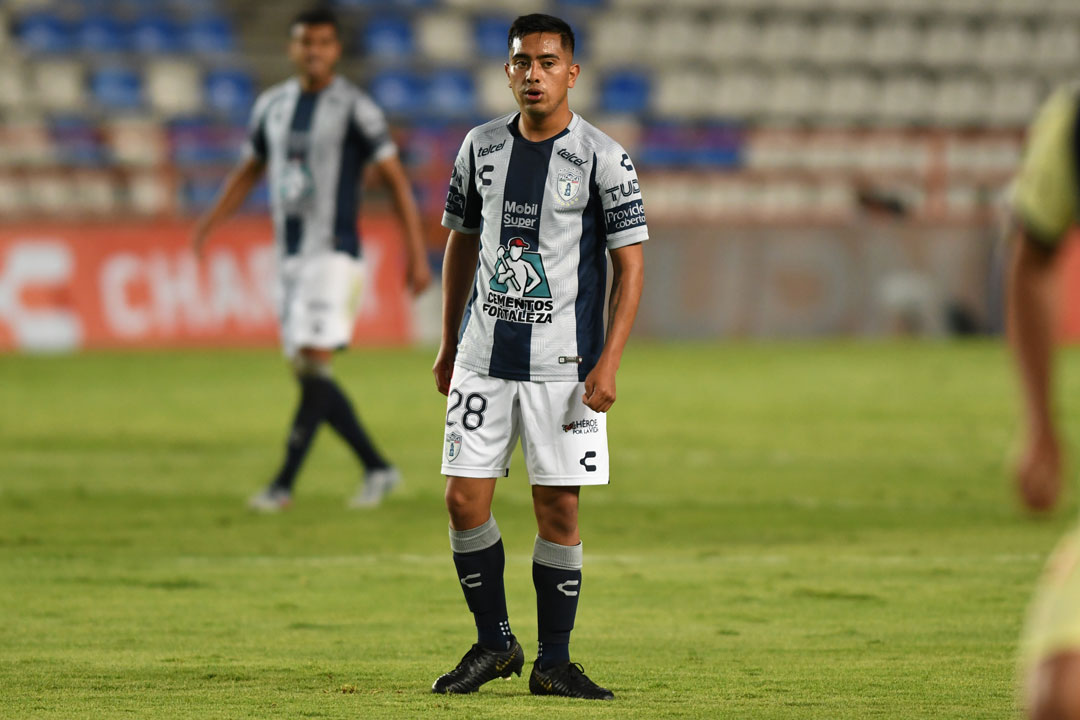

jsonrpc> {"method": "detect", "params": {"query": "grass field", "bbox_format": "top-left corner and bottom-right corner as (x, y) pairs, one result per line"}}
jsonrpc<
(2, 342), (1078, 719)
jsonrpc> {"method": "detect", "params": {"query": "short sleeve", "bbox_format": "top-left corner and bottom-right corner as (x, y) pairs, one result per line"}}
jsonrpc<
(1011, 85), (1080, 246)
(353, 94), (397, 163)
(442, 133), (483, 234)
(242, 91), (273, 162)
(595, 146), (648, 250)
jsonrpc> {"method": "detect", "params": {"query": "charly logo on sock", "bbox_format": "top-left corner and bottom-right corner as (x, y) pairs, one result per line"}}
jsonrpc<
(556, 580), (579, 597)
(460, 573), (482, 588)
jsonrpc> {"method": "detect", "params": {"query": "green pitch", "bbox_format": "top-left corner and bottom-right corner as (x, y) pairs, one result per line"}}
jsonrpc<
(1, 342), (1077, 719)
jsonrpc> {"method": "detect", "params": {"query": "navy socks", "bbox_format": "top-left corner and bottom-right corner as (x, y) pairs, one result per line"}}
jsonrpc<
(532, 536), (583, 669)
(450, 515), (513, 651)
(272, 375), (387, 491)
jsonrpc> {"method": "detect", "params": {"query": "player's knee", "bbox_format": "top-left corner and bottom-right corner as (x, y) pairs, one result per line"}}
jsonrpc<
(444, 485), (485, 528)
(1028, 652), (1080, 720)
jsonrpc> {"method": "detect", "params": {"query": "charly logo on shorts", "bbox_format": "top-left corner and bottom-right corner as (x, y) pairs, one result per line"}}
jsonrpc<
(554, 167), (583, 207)
(445, 431), (462, 463)
(484, 237), (554, 325)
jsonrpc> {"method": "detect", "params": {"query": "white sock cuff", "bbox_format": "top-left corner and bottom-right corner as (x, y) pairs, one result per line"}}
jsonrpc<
(533, 536), (582, 570)
(449, 514), (501, 554)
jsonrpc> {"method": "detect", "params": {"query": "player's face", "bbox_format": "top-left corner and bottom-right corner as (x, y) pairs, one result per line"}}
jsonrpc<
(289, 23), (341, 84)
(505, 32), (579, 121)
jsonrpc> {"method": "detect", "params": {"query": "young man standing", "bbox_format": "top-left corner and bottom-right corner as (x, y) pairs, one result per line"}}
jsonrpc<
(430, 14), (646, 699)
(192, 8), (431, 511)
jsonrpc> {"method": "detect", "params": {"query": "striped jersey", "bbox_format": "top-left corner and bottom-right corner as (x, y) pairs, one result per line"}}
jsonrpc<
(244, 76), (397, 261)
(442, 112), (648, 382)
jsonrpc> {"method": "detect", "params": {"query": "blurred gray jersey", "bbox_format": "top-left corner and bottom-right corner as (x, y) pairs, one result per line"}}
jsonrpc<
(442, 112), (649, 382)
(245, 76), (396, 260)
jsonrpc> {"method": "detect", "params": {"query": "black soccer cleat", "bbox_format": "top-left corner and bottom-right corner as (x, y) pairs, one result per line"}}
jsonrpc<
(431, 637), (525, 694)
(528, 660), (615, 700)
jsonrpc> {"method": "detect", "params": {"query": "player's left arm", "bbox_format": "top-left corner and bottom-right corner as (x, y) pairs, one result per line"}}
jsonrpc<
(583, 242), (644, 413)
(374, 154), (432, 296)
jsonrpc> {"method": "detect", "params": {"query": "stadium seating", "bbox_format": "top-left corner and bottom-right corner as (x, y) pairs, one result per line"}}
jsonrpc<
(0, 0), (1064, 218)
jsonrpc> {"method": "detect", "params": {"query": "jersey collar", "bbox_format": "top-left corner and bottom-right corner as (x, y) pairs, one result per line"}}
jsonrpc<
(507, 111), (578, 144)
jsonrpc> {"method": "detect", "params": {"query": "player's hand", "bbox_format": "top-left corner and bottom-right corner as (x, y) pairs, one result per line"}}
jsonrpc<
(582, 362), (616, 413)
(1016, 429), (1062, 512)
(432, 345), (456, 396)
(408, 260), (432, 297)
(191, 221), (210, 259)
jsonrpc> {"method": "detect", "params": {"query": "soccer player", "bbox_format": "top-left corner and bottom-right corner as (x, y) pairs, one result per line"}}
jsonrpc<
(191, 8), (431, 511)
(429, 14), (646, 699)
(1010, 84), (1080, 718)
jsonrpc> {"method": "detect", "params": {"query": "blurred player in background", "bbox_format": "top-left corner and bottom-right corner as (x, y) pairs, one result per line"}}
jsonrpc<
(1010, 84), (1080, 718)
(191, 7), (431, 512)
(430, 14), (645, 699)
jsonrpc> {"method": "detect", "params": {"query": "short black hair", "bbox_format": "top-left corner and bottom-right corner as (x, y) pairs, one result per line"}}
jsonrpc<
(291, 7), (340, 36)
(507, 14), (575, 56)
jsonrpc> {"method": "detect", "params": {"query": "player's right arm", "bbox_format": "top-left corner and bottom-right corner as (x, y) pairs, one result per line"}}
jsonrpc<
(433, 230), (480, 395)
(1006, 85), (1079, 510)
(191, 155), (266, 257)
(192, 89), (276, 257)
(433, 131), (483, 395)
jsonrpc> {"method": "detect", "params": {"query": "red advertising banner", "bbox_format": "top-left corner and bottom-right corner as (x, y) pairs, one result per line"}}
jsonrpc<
(0, 217), (413, 351)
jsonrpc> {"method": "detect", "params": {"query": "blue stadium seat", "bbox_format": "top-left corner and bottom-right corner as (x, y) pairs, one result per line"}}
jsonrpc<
(91, 66), (143, 110)
(599, 71), (650, 114)
(185, 16), (236, 54)
(361, 16), (413, 59)
(426, 69), (476, 118)
(369, 70), (426, 116)
(78, 15), (129, 54)
(475, 16), (512, 59)
(169, 117), (246, 167)
(17, 13), (75, 54)
(50, 115), (107, 167)
(204, 69), (256, 121)
(131, 15), (182, 54)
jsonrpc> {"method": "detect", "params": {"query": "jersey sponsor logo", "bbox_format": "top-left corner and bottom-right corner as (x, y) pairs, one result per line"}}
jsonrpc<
(478, 164), (495, 187)
(476, 140), (506, 157)
(445, 166), (466, 215)
(605, 199), (647, 232)
(280, 159), (315, 212)
(445, 431), (462, 462)
(554, 168), (583, 207)
(604, 179), (641, 204)
(563, 419), (599, 435)
(503, 200), (539, 229)
(485, 237), (553, 324)
(620, 153), (634, 172)
(556, 148), (588, 166)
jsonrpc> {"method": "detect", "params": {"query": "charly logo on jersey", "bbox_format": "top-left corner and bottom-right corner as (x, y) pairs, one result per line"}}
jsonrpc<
(445, 431), (462, 463)
(484, 237), (553, 324)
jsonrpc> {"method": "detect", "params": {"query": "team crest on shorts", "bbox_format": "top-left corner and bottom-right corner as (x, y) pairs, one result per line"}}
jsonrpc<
(445, 431), (462, 463)
(554, 168), (582, 206)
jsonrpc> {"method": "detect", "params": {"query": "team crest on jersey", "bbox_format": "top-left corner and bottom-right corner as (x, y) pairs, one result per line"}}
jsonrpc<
(445, 431), (462, 463)
(484, 237), (554, 324)
(554, 168), (583, 206)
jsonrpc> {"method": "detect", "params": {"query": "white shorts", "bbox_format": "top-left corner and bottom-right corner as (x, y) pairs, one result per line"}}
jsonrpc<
(276, 252), (365, 358)
(441, 366), (609, 486)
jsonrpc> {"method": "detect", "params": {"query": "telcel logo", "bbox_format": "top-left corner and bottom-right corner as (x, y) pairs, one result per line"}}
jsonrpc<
(477, 140), (506, 157)
(557, 148), (588, 166)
